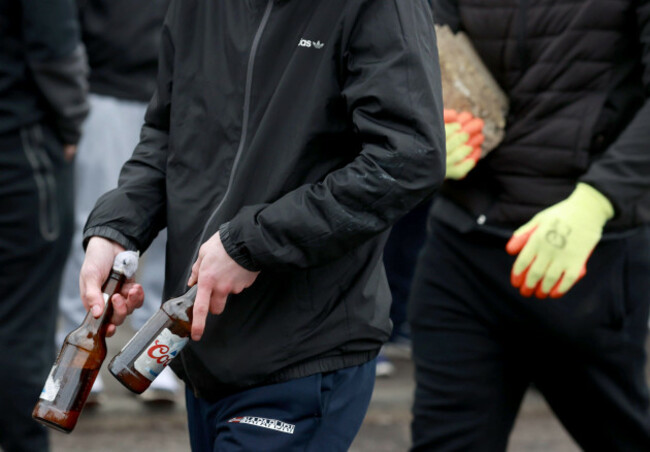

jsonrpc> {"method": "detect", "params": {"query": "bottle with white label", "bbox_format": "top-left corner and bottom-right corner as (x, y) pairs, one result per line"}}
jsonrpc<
(108, 285), (197, 394)
(32, 251), (139, 433)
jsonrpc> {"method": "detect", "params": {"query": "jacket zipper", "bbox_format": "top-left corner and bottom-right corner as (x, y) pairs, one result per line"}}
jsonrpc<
(182, 0), (275, 398)
(188, 0), (273, 271)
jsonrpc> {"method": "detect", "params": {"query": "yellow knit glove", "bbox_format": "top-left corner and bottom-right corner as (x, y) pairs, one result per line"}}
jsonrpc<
(506, 183), (614, 298)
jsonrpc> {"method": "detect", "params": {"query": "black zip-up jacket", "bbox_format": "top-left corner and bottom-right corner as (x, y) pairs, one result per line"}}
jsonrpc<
(77, 0), (169, 102)
(0, 0), (89, 143)
(431, 0), (650, 231)
(85, 0), (444, 400)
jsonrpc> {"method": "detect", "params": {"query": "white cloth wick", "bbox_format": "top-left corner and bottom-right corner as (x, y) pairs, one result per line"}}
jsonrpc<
(112, 251), (139, 278)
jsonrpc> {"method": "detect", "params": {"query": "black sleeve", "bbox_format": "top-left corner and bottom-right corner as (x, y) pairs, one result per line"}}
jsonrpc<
(83, 17), (174, 252)
(580, 0), (650, 223)
(430, 0), (461, 31)
(220, 0), (445, 271)
(22, 0), (89, 144)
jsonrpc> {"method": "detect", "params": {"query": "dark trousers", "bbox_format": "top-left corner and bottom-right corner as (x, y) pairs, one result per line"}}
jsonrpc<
(0, 124), (73, 452)
(383, 201), (429, 341)
(185, 360), (376, 451)
(408, 220), (650, 451)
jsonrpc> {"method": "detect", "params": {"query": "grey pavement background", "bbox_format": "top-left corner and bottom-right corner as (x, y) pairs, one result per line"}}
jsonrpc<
(47, 326), (649, 451)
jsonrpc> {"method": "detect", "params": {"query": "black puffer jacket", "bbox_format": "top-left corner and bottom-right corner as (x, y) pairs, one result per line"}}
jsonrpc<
(85, 0), (444, 400)
(432, 0), (650, 230)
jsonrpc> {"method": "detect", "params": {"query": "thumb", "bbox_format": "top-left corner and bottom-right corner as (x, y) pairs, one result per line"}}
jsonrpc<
(187, 254), (203, 287)
(506, 224), (538, 256)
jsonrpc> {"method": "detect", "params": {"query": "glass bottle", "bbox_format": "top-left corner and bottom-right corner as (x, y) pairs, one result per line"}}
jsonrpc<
(108, 285), (197, 394)
(32, 251), (138, 433)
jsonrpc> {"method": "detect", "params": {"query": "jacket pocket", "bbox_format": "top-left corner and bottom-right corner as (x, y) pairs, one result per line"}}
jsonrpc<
(291, 252), (357, 312)
(577, 241), (626, 331)
(20, 123), (61, 241)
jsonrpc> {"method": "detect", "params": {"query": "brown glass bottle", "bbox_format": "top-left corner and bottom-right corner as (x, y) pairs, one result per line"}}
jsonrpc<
(109, 285), (197, 394)
(32, 251), (138, 433)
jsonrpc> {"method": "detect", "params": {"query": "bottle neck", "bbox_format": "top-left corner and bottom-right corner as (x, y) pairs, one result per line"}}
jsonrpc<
(85, 272), (123, 336)
(163, 285), (198, 323)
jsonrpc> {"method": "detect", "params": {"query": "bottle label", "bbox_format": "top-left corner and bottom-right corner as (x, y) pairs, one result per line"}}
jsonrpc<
(134, 328), (189, 381)
(40, 365), (60, 402)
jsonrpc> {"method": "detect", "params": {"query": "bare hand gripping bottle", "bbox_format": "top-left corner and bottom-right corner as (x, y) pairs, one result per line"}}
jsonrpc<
(32, 251), (139, 433)
(108, 285), (197, 394)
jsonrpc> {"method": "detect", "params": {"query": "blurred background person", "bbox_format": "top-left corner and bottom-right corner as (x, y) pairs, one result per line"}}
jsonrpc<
(409, 1), (650, 451)
(376, 202), (429, 378)
(0, 0), (89, 450)
(57, 0), (177, 405)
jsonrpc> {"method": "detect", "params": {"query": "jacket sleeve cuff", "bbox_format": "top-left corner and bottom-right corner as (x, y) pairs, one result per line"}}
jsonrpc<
(219, 222), (260, 272)
(577, 176), (621, 220)
(83, 226), (139, 252)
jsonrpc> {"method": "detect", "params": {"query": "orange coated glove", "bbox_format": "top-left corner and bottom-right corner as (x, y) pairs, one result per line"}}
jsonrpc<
(443, 109), (484, 180)
(506, 183), (614, 299)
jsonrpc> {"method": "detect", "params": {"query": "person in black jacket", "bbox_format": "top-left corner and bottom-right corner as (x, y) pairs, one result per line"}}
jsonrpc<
(409, 1), (650, 451)
(0, 0), (89, 450)
(77, 0), (444, 450)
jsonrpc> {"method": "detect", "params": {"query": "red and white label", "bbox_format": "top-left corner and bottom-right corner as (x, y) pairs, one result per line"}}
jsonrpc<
(134, 328), (188, 381)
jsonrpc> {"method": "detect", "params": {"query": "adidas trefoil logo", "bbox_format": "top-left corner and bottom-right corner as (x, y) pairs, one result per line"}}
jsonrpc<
(298, 38), (325, 49)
